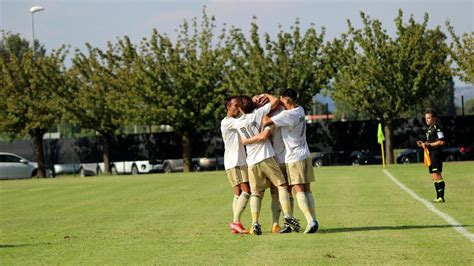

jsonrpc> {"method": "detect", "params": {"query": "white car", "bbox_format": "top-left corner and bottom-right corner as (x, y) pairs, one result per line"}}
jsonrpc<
(0, 152), (49, 179)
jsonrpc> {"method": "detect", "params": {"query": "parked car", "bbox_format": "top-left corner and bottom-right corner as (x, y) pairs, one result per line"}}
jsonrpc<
(349, 150), (382, 165)
(77, 156), (225, 176)
(158, 157), (224, 173)
(54, 164), (81, 175)
(311, 152), (330, 167)
(458, 145), (474, 161)
(396, 146), (474, 164)
(396, 148), (423, 164)
(0, 152), (51, 179)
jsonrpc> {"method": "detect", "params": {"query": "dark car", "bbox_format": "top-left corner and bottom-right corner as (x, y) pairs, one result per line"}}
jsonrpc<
(396, 148), (423, 164)
(311, 152), (329, 167)
(396, 146), (474, 164)
(350, 150), (382, 165)
(458, 146), (474, 161)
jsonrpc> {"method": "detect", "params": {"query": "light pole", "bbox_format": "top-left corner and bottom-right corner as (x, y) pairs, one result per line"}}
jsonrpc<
(30, 5), (44, 58)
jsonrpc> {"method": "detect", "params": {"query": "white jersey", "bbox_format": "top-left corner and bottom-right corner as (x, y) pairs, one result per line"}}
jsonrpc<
(221, 116), (247, 170)
(231, 103), (275, 166)
(271, 106), (311, 163)
(270, 107), (286, 164)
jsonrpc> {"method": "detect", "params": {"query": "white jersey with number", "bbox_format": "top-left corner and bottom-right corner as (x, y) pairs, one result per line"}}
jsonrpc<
(221, 116), (247, 170)
(270, 107), (286, 164)
(271, 106), (310, 163)
(231, 103), (275, 166)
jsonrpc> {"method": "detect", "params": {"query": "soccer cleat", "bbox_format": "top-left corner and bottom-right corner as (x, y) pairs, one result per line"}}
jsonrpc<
(250, 223), (262, 235)
(304, 220), (319, 234)
(433, 197), (445, 203)
(279, 224), (293, 234)
(230, 222), (249, 234)
(271, 223), (281, 233)
(284, 216), (301, 232)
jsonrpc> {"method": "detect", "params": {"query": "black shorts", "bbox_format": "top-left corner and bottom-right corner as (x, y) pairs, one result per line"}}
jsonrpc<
(429, 149), (443, 174)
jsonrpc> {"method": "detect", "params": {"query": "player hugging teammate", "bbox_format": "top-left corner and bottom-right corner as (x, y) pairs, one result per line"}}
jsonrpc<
(221, 89), (319, 235)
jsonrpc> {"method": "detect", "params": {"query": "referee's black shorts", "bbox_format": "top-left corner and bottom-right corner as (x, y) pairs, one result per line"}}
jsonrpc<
(429, 149), (443, 174)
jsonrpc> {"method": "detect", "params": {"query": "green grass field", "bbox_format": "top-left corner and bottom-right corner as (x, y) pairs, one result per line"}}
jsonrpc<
(1, 162), (473, 264)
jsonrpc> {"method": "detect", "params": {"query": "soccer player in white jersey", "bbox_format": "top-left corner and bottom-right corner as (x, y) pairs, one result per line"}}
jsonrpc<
(243, 98), (295, 233)
(230, 94), (301, 235)
(221, 96), (250, 234)
(263, 89), (319, 234)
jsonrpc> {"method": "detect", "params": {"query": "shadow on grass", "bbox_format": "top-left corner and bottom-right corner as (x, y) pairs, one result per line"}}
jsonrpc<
(0, 244), (32, 248)
(318, 224), (472, 234)
(0, 242), (53, 248)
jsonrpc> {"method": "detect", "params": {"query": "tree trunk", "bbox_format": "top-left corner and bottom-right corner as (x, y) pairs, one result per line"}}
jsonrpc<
(384, 121), (395, 164)
(182, 130), (191, 173)
(102, 133), (111, 175)
(31, 132), (46, 178)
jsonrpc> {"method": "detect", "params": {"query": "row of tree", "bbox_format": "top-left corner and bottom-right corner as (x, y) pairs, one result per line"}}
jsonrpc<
(1, 9), (473, 176)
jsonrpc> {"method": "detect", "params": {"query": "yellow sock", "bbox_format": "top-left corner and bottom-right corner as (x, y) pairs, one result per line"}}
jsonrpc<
(305, 192), (316, 219)
(250, 194), (261, 224)
(296, 192), (314, 224)
(232, 195), (239, 218)
(278, 187), (292, 217)
(290, 196), (294, 216)
(270, 188), (281, 225)
(233, 192), (249, 223)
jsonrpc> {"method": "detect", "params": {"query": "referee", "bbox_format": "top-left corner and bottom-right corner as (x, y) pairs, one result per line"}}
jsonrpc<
(417, 109), (446, 203)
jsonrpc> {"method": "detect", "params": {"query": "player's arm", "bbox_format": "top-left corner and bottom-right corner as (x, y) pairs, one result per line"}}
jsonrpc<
(241, 127), (271, 145)
(262, 115), (274, 127)
(261, 93), (280, 110)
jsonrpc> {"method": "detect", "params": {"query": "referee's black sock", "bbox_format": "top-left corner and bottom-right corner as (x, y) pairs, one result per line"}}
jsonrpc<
(434, 182), (440, 199)
(438, 181), (445, 200)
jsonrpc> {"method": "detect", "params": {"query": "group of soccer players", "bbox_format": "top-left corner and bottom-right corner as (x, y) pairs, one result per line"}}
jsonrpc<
(221, 89), (319, 235)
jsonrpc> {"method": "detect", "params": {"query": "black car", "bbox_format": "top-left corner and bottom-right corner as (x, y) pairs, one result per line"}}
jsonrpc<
(349, 150), (382, 165)
(312, 150), (382, 166)
(396, 148), (423, 164)
(396, 146), (474, 164)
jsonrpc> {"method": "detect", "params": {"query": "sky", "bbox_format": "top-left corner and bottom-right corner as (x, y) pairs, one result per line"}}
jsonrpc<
(1, 0), (473, 104)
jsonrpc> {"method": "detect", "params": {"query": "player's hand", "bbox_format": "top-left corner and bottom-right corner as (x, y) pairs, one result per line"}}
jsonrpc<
(416, 141), (423, 147)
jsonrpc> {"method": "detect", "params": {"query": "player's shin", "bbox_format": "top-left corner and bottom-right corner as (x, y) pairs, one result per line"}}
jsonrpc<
(277, 186), (292, 217)
(233, 192), (250, 223)
(250, 193), (262, 224)
(296, 192), (314, 224)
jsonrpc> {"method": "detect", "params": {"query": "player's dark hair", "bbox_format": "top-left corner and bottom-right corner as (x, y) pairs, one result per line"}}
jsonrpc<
(224, 96), (237, 111)
(425, 109), (438, 118)
(281, 89), (298, 101)
(237, 95), (256, 114)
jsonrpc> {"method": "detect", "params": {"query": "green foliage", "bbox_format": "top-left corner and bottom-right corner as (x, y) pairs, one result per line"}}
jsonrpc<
(67, 37), (140, 174)
(226, 18), (331, 109)
(328, 11), (453, 163)
(329, 11), (452, 122)
(0, 31), (67, 176)
(137, 9), (227, 131)
(68, 38), (138, 135)
(446, 21), (474, 84)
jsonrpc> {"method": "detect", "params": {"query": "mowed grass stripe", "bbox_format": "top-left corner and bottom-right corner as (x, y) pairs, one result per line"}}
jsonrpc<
(1, 164), (473, 264)
(383, 168), (474, 242)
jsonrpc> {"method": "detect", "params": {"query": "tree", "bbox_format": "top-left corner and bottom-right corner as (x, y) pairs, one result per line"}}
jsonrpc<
(137, 8), (228, 172)
(328, 11), (452, 163)
(67, 37), (138, 174)
(446, 21), (474, 84)
(226, 18), (331, 109)
(0, 31), (67, 177)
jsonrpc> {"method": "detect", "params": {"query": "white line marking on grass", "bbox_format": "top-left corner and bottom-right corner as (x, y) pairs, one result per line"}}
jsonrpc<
(383, 169), (474, 243)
